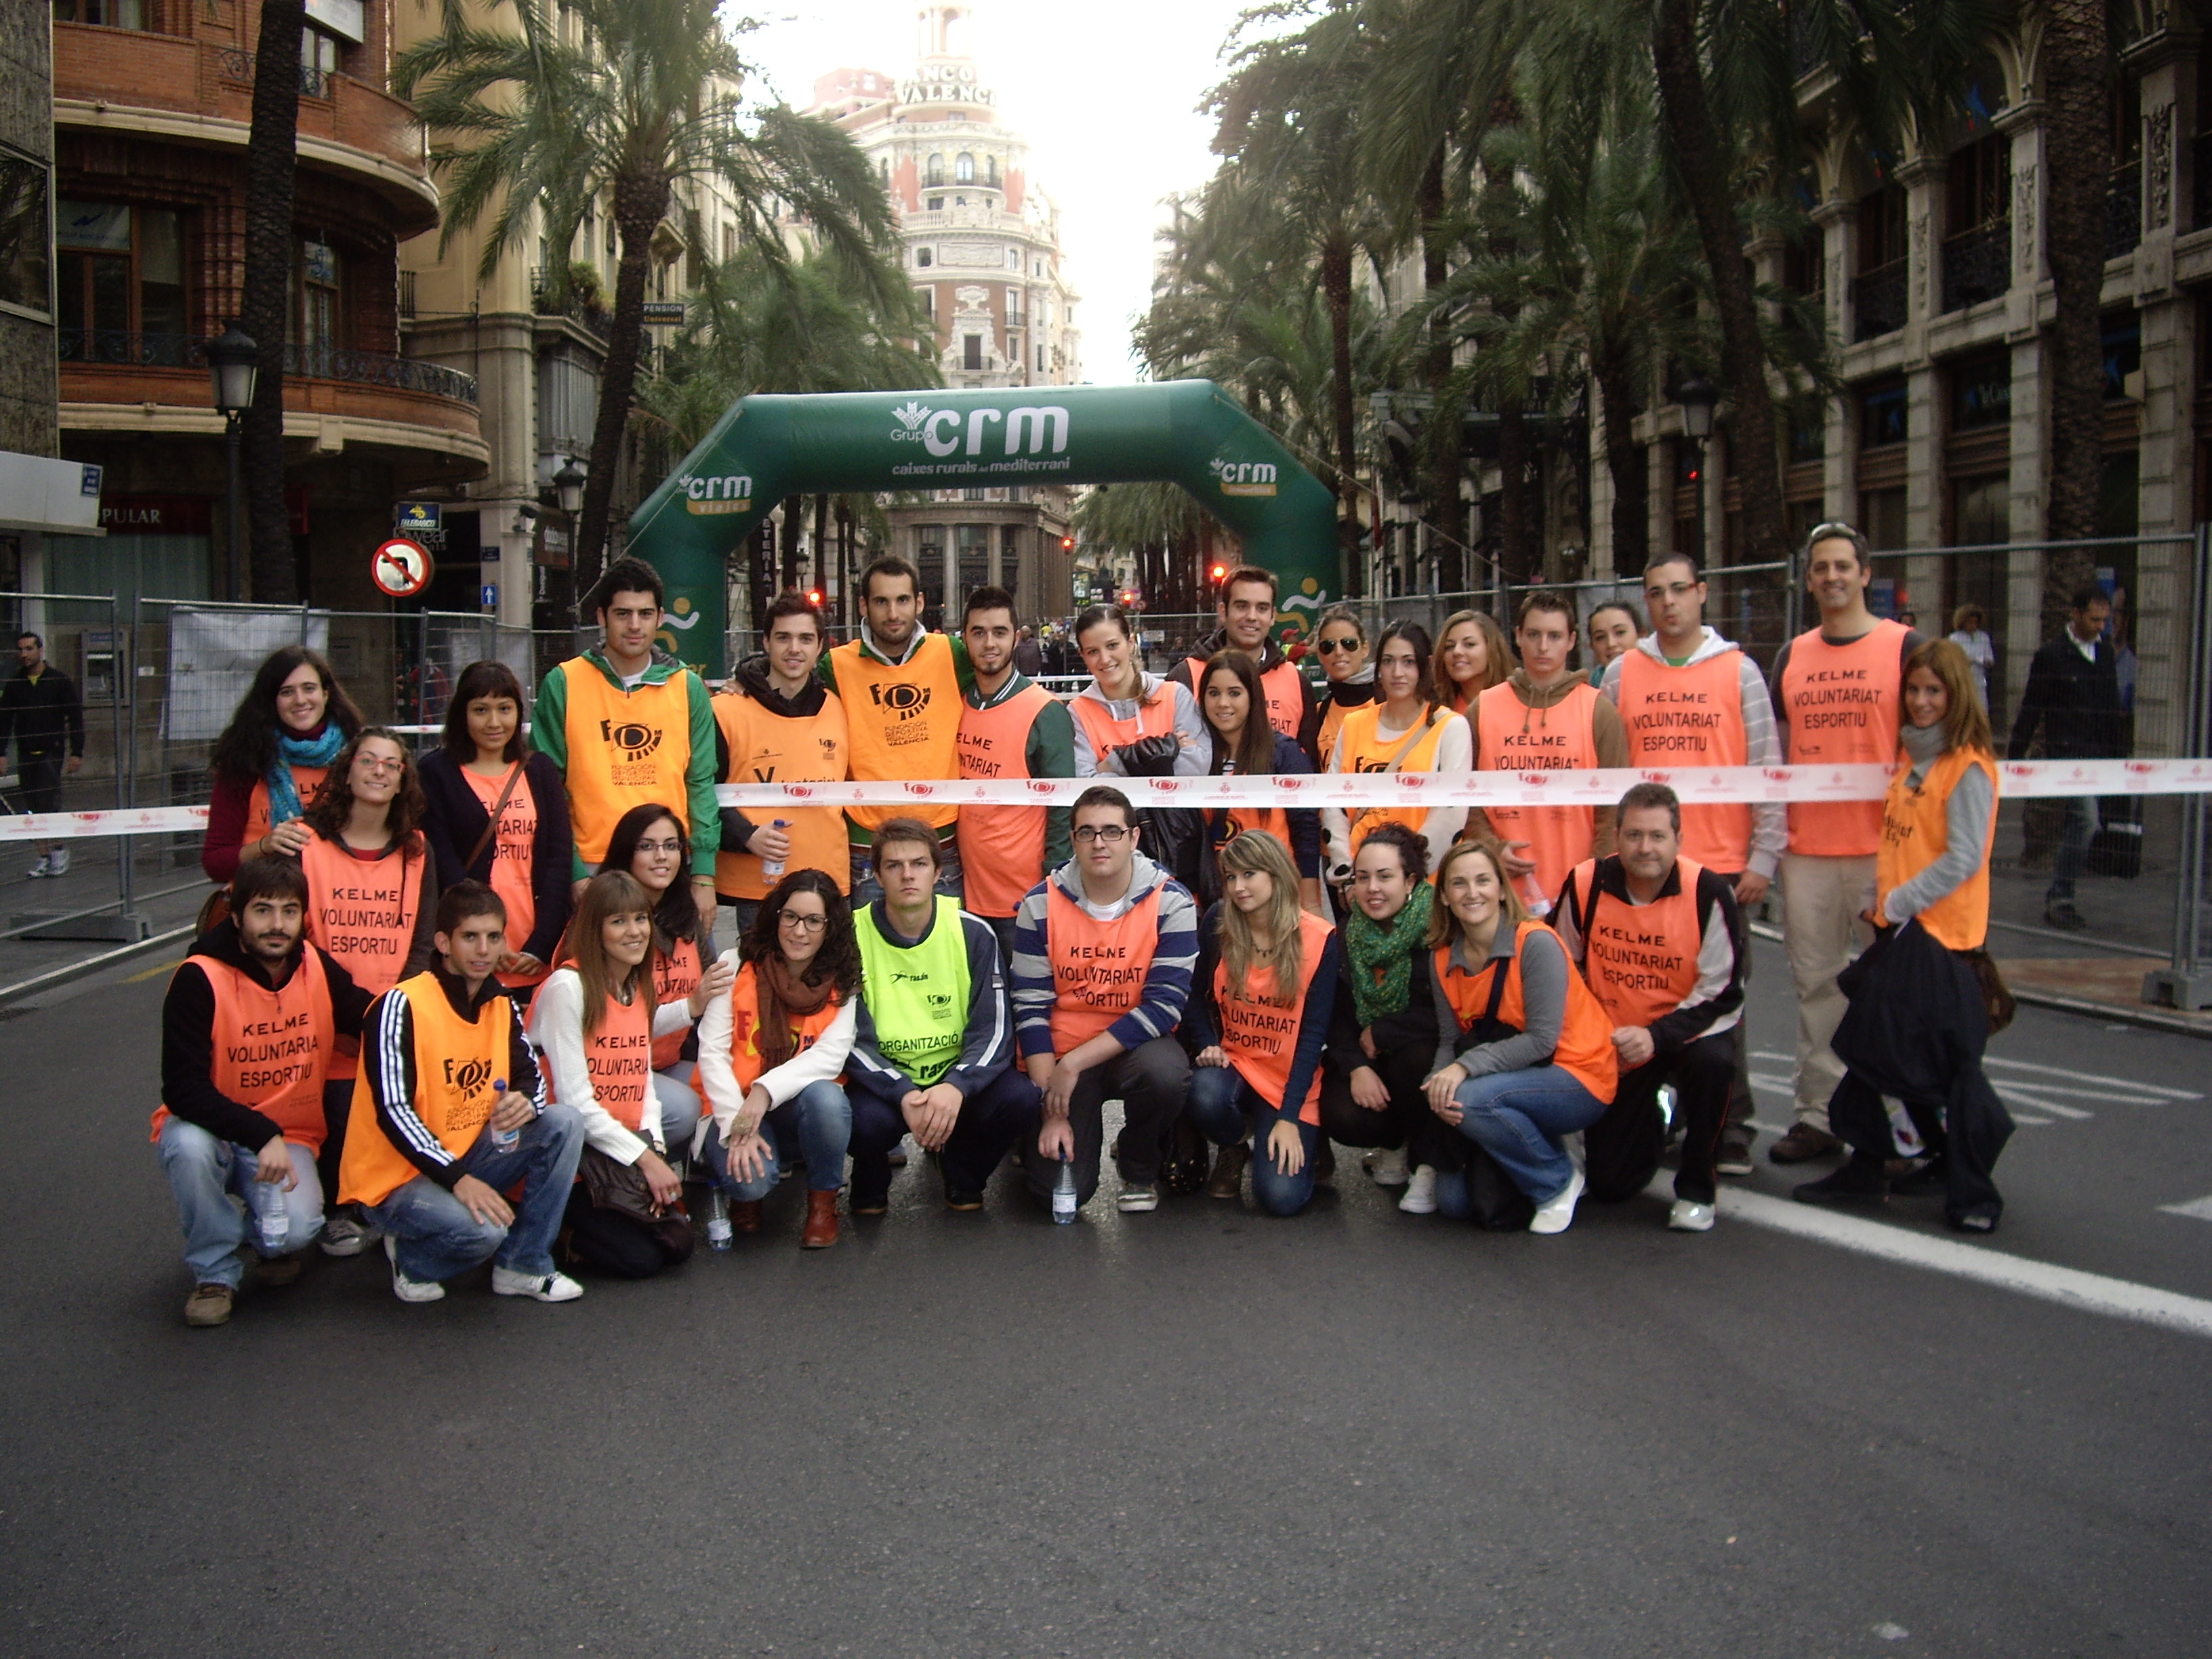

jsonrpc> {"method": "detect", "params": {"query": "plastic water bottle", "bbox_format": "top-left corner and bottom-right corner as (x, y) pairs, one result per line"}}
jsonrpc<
(249, 1173), (287, 1253)
(760, 819), (791, 880)
(489, 1078), (518, 1153)
(1051, 1154), (1079, 1224)
(705, 1187), (734, 1251)
(1516, 873), (1553, 918)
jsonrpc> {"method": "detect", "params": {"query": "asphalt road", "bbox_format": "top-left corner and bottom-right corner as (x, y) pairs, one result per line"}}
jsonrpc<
(1, 939), (2207, 1658)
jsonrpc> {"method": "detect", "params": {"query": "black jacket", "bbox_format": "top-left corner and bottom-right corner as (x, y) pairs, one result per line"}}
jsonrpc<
(0, 664), (83, 759)
(161, 922), (374, 1151)
(417, 750), (573, 965)
(1169, 627), (1325, 764)
(2007, 632), (2124, 760)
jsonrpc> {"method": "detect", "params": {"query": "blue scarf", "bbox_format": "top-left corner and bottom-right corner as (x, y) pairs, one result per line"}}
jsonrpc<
(266, 722), (346, 824)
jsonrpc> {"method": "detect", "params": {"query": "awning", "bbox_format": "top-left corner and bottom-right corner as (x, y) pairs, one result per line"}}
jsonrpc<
(0, 451), (105, 536)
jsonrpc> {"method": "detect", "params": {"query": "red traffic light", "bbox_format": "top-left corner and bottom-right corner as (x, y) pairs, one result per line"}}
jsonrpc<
(806, 588), (824, 606)
(1209, 562), (1228, 582)
(1060, 536), (1075, 552)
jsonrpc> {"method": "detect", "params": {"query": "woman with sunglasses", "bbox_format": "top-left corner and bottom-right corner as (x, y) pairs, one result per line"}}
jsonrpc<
(1433, 611), (1511, 715)
(1322, 621), (1471, 888)
(1197, 649), (1324, 916)
(1309, 605), (1375, 776)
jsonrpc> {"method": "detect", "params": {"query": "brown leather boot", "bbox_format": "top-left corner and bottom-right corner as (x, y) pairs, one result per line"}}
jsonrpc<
(731, 1199), (764, 1235)
(800, 1189), (840, 1249)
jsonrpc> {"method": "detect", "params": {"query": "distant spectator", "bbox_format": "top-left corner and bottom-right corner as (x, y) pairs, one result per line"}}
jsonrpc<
(2007, 584), (2125, 931)
(1947, 605), (1999, 708)
(1, 630), (85, 878)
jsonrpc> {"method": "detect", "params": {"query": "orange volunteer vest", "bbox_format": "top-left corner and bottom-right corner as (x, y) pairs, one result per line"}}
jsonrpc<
(241, 764), (329, 848)
(1569, 856), (1706, 1031)
(1433, 922), (1618, 1102)
(149, 947), (333, 1151)
(1475, 681), (1601, 907)
(1877, 747), (1999, 951)
(830, 633), (963, 834)
(1214, 909), (1332, 1124)
(1332, 703), (1452, 857)
(1187, 654), (1305, 741)
(1044, 879), (1164, 1054)
(1068, 681), (1176, 772)
(1315, 687), (1373, 781)
(958, 680), (1057, 918)
(557, 979), (655, 1133)
(724, 962), (846, 1094)
(302, 833), (426, 1077)
(338, 971), (510, 1208)
(1777, 619), (1909, 857)
(1615, 651), (1750, 872)
(712, 688), (851, 899)
(558, 660), (698, 865)
(650, 935), (701, 1071)
(462, 763), (544, 989)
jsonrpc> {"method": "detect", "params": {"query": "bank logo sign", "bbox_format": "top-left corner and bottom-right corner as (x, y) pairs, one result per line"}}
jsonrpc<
(1211, 458), (1279, 497)
(683, 473), (754, 514)
(887, 403), (1071, 459)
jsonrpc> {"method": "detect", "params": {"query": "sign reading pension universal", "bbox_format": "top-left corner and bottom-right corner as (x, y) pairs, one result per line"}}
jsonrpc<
(625, 380), (1338, 674)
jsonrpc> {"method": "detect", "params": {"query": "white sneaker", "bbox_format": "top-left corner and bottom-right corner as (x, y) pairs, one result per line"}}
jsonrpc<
(45, 848), (68, 876)
(1528, 1169), (1585, 1235)
(24, 854), (49, 878)
(384, 1235), (444, 1303)
(1668, 1199), (1716, 1233)
(1397, 1165), (1439, 1214)
(492, 1265), (583, 1302)
(1366, 1145), (1410, 1187)
(319, 1213), (374, 1257)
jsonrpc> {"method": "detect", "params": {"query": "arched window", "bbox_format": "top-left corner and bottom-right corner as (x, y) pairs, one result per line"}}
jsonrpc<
(956, 151), (975, 182)
(926, 153), (945, 186)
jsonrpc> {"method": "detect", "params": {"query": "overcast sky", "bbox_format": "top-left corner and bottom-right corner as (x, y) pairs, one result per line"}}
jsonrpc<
(738, 0), (1267, 382)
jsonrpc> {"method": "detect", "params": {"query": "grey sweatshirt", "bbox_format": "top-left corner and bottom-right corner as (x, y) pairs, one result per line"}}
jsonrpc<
(1882, 726), (1994, 925)
(1429, 924), (1573, 1078)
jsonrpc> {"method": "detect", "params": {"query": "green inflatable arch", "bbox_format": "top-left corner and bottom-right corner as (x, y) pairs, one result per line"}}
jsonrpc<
(625, 378), (1338, 672)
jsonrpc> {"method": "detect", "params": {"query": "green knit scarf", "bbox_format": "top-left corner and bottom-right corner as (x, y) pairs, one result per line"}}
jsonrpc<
(1345, 879), (1434, 1028)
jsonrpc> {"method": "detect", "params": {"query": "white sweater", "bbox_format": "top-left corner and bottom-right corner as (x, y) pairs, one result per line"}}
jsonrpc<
(694, 947), (857, 1147)
(527, 968), (697, 1164)
(1322, 708), (1474, 876)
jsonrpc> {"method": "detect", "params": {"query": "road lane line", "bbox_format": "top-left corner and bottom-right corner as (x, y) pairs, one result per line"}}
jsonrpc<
(2157, 1196), (2212, 1222)
(1981, 1057), (2202, 1099)
(1992, 1089), (2093, 1120)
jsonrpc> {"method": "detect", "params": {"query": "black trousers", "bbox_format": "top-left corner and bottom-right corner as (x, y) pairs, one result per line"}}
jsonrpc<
(1584, 1027), (1740, 1206)
(561, 1185), (693, 1279)
(1021, 1034), (1191, 1206)
(318, 1078), (354, 1206)
(846, 1065), (1043, 1206)
(1318, 1043), (1474, 1174)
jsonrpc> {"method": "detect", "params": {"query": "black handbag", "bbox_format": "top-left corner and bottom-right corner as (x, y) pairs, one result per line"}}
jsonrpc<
(2087, 796), (2143, 880)
(577, 1145), (695, 1261)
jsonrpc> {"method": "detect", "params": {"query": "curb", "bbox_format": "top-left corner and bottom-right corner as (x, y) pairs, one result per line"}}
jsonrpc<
(0, 924), (195, 1010)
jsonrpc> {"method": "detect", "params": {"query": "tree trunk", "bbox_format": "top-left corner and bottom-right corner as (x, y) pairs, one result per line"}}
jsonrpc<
(1320, 235), (1364, 597)
(2039, 0), (2112, 632)
(1419, 147), (1466, 592)
(1650, 0), (1787, 569)
(577, 176), (670, 593)
(239, 0), (304, 602)
(1498, 399), (1536, 590)
(1593, 350), (1649, 575)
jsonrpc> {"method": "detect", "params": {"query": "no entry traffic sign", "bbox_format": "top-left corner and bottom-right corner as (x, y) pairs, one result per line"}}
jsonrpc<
(372, 537), (434, 598)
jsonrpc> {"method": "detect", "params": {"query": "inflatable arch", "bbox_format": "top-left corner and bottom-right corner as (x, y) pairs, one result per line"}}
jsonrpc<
(625, 379), (1338, 672)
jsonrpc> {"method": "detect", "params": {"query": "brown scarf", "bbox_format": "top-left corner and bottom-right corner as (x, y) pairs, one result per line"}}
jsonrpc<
(756, 956), (837, 1071)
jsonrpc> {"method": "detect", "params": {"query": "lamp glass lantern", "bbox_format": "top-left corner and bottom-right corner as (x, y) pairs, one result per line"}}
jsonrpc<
(1679, 377), (1717, 441)
(207, 323), (259, 416)
(553, 457), (587, 514)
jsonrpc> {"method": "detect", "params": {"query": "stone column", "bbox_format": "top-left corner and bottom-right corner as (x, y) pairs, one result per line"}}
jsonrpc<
(1813, 197), (1856, 520)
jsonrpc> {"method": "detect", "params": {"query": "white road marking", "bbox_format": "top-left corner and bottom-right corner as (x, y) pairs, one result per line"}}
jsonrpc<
(2157, 1195), (2212, 1222)
(1992, 1089), (2093, 1120)
(1981, 1056), (2201, 1100)
(1651, 1176), (2212, 1340)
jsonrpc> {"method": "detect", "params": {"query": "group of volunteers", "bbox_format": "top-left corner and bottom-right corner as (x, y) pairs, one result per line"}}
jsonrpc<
(151, 524), (2015, 1327)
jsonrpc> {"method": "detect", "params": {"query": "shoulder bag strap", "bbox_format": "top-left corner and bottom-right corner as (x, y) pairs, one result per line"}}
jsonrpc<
(464, 760), (528, 874)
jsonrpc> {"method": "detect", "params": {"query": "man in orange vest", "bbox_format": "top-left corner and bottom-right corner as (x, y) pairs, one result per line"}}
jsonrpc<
(956, 583), (1075, 967)
(1769, 524), (1925, 1164)
(155, 855), (375, 1327)
(342, 882), (585, 1305)
(1556, 784), (1746, 1233)
(1600, 552), (1783, 1176)
(1473, 591), (1631, 915)
(821, 554), (976, 901)
(1008, 785), (1199, 1214)
(1168, 565), (1323, 762)
(532, 556), (720, 912)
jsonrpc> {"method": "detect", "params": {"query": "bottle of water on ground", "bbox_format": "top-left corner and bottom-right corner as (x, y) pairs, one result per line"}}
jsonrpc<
(489, 1078), (518, 1152)
(250, 1172), (287, 1253)
(705, 1186), (734, 1250)
(1051, 1154), (1079, 1224)
(760, 820), (790, 880)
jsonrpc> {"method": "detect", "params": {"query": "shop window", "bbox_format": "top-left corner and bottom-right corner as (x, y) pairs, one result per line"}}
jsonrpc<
(1951, 352), (2011, 431)
(56, 201), (187, 354)
(1859, 380), (1908, 449)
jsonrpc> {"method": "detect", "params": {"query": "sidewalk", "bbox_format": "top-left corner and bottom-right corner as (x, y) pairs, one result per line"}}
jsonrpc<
(0, 834), (207, 996)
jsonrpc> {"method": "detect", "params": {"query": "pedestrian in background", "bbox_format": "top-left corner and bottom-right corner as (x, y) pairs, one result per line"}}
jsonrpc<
(1013, 625), (1045, 678)
(2007, 584), (2125, 931)
(1, 630), (85, 878)
(199, 644), (363, 884)
(1947, 605), (1999, 708)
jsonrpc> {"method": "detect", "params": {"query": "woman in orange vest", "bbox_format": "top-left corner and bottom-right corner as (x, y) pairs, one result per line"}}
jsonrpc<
(201, 646), (363, 884)
(695, 869), (860, 1246)
(599, 803), (735, 1155)
(1197, 649), (1323, 915)
(1181, 831), (1339, 1216)
(529, 870), (703, 1277)
(1322, 621), (1472, 886)
(1310, 605), (1376, 772)
(298, 726), (437, 1254)
(1433, 610), (1510, 715)
(1793, 639), (2011, 1232)
(1422, 838), (1618, 1234)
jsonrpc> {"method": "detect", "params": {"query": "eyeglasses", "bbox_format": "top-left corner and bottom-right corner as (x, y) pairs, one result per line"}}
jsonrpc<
(1073, 824), (1130, 844)
(356, 756), (405, 775)
(1314, 636), (1361, 655)
(634, 838), (683, 855)
(778, 910), (828, 930)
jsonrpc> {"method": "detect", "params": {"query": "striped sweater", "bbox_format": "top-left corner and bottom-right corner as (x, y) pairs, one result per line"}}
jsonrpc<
(1010, 851), (1198, 1058)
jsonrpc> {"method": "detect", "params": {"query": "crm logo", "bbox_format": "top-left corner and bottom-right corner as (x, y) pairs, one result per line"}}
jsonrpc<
(872, 682), (932, 720)
(891, 402), (1071, 459)
(599, 719), (662, 760)
(682, 474), (753, 514)
(1210, 457), (1279, 497)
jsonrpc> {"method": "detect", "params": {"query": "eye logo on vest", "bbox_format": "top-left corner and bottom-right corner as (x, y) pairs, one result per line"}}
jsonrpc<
(1210, 458), (1279, 498)
(874, 682), (931, 718)
(683, 474), (754, 515)
(443, 1054), (494, 1096)
(600, 718), (665, 786)
(819, 737), (840, 759)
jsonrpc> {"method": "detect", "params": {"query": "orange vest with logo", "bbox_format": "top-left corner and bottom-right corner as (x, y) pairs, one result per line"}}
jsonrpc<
(461, 763), (545, 989)
(830, 633), (962, 832)
(1570, 856), (1706, 1030)
(1332, 703), (1452, 856)
(958, 680), (1057, 918)
(650, 934), (701, 1071)
(1214, 909), (1332, 1124)
(557, 979), (655, 1133)
(1315, 687), (1372, 779)
(558, 660), (699, 865)
(724, 960), (847, 1094)
(1045, 880), (1164, 1054)
(712, 687), (851, 899)
(149, 947), (333, 1151)
(1433, 922), (1618, 1102)
(1069, 681), (1176, 770)
(1877, 747), (1998, 950)
(1615, 650), (1750, 872)
(242, 764), (329, 847)
(1187, 654), (1305, 742)
(302, 832), (426, 1077)
(1778, 620), (1908, 857)
(339, 971), (510, 1207)
(1475, 681), (1600, 904)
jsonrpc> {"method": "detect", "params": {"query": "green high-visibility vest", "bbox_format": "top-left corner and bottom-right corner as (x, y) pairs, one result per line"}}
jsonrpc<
(856, 895), (972, 1088)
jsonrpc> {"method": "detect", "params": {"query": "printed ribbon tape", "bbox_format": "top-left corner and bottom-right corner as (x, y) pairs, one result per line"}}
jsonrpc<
(7, 760), (2210, 841)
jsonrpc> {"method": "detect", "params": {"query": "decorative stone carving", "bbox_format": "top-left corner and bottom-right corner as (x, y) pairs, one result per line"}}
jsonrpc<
(2148, 103), (2175, 230)
(2015, 161), (2037, 273)
(1909, 211), (1928, 314)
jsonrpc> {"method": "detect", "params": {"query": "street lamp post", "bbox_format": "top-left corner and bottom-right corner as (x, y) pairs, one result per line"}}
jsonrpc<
(1679, 377), (1717, 569)
(207, 322), (258, 603)
(552, 457), (586, 628)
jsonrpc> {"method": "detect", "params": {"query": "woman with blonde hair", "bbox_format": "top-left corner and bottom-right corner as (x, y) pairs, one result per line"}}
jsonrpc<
(1434, 610), (1511, 714)
(1181, 830), (1340, 1215)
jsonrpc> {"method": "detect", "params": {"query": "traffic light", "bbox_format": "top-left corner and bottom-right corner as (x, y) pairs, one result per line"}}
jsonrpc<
(806, 588), (825, 607)
(1209, 561), (1228, 586)
(1060, 536), (1075, 552)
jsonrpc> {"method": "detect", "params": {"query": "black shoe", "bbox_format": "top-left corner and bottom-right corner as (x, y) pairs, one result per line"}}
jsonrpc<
(849, 1189), (890, 1217)
(1793, 1156), (1889, 1206)
(1889, 1155), (1950, 1196)
(1946, 1207), (1999, 1234)
(2045, 900), (2087, 930)
(943, 1185), (984, 1212)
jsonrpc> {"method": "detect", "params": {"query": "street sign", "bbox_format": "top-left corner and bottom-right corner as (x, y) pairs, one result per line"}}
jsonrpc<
(394, 501), (441, 535)
(371, 537), (434, 598)
(480, 583), (498, 609)
(640, 301), (687, 325)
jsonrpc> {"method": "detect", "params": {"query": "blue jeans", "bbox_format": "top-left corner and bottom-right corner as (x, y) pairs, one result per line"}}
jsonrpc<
(365, 1103), (585, 1282)
(653, 1064), (704, 1160)
(848, 836), (963, 905)
(702, 1078), (853, 1200)
(1450, 1065), (1607, 1205)
(2047, 796), (2098, 901)
(157, 1119), (326, 1288)
(1185, 1063), (1321, 1217)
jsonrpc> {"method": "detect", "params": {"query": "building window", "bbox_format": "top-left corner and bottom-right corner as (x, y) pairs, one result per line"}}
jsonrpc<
(956, 152), (975, 183)
(916, 247), (931, 268)
(298, 236), (342, 371)
(1036, 344), (1046, 373)
(987, 155), (1000, 187)
(915, 286), (933, 323)
(2105, 313), (2142, 400)
(1951, 352), (2011, 431)
(56, 201), (184, 352)
(926, 153), (945, 186)
(52, 0), (146, 26)
(0, 146), (52, 321)
(963, 333), (983, 371)
(1006, 249), (1019, 269)
(928, 197), (943, 211)
(1860, 379), (1908, 449)
(300, 24), (342, 96)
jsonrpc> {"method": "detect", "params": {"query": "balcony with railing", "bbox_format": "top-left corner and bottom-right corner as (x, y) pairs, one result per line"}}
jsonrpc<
(1851, 260), (1908, 342)
(2108, 163), (2143, 259)
(1941, 220), (2011, 312)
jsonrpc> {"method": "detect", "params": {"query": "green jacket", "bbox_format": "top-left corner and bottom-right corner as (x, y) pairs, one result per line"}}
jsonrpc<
(531, 647), (722, 880)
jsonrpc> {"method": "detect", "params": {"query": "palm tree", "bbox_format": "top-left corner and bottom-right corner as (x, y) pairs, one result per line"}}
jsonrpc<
(239, 0), (306, 601)
(394, 0), (905, 587)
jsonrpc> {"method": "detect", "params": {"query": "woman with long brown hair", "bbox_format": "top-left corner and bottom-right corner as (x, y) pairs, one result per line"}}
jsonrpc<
(1433, 610), (1511, 714)
(1322, 620), (1473, 886)
(1197, 649), (1323, 914)
(201, 645), (365, 882)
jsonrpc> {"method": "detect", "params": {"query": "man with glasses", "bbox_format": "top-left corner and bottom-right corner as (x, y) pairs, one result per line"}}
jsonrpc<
(1008, 785), (1198, 1214)
(1168, 565), (1324, 762)
(1767, 523), (1925, 1164)
(1599, 554), (1782, 1174)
